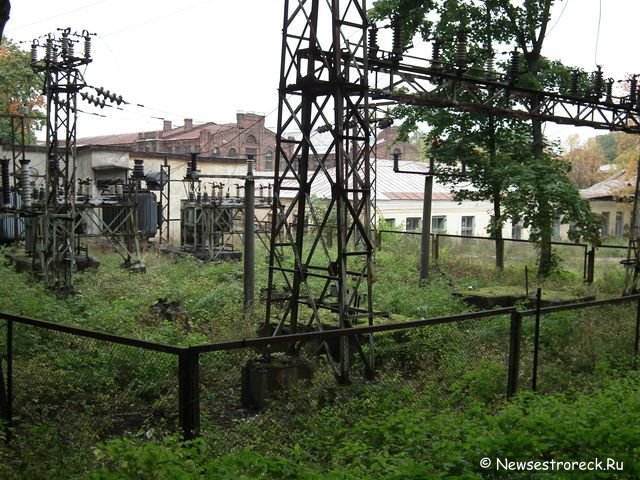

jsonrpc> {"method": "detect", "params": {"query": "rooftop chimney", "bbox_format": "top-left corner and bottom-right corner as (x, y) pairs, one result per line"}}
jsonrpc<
(163, 120), (172, 131)
(184, 118), (193, 131)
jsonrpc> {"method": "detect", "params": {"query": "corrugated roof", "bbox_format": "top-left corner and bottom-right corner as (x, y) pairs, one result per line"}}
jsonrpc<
(281, 159), (468, 201)
(580, 171), (631, 200)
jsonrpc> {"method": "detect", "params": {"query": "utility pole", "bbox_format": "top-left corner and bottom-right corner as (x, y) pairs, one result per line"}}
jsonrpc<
(244, 155), (255, 317)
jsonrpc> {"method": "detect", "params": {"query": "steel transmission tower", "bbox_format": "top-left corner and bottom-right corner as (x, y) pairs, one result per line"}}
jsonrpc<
(265, 0), (375, 382)
(31, 29), (93, 293)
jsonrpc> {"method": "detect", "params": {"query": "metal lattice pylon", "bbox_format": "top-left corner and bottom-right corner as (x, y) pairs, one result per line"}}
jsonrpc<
(265, 0), (375, 382)
(31, 29), (92, 293)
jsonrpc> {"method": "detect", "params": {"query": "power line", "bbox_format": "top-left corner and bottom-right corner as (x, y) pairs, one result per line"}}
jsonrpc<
(546, 0), (570, 36)
(594, 0), (602, 65)
(102, 0), (211, 38)
(5, 0), (108, 32)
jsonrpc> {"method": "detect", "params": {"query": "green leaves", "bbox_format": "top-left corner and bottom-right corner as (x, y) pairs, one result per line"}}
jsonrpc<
(0, 39), (45, 144)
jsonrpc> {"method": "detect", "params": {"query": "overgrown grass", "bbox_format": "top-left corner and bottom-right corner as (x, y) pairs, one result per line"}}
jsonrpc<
(0, 238), (632, 478)
(82, 372), (640, 479)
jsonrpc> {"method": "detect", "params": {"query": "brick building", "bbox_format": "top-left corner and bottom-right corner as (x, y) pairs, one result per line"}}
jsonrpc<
(78, 112), (280, 171)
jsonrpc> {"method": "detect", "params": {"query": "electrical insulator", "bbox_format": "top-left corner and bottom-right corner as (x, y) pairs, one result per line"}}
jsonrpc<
(455, 30), (468, 70)
(132, 159), (145, 179)
(629, 76), (638, 105)
(605, 78), (614, 103)
(569, 70), (580, 96)
(30, 41), (38, 64)
(485, 51), (495, 79)
(592, 65), (604, 99)
(368, 25), (379, 60)
(84, 35), (91, 59)
(190, 153), (198, 177)
(20, 159), (32, 209)
(96, 86), (105, 96)
(392, 17), (403, 59)
(45, 37), (54, 62)
(507, 49), (520, 83)
(61, 32), (69, 58)
(67, 41), (75, 59)
(1, 159), (10, 206)
(431, 39), (441, 68)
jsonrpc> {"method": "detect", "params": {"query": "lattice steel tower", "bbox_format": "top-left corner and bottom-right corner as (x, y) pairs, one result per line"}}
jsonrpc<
(31, 29), (92, 293)
(265, 0), (375, 382)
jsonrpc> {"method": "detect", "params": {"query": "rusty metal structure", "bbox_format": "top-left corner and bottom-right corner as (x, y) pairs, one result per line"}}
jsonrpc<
(28, 29), (94, 293)
(265, 0), (640, 380)
(265, 0), (375, 383)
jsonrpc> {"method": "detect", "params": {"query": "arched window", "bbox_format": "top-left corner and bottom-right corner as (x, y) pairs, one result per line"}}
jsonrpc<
(211, 147), (220, 158)
(246, 134), (257, 144)
(228, 148), (237, 158)
(265, 150), (274, 170)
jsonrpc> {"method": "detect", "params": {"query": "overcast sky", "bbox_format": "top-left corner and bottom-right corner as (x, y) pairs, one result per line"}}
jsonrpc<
(4, 0), (638, 144)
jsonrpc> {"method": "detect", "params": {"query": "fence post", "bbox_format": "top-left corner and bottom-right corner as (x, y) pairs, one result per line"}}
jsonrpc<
(432, 234), (439, 263)
(178, 348), (200, 440)
(585, 247), (595, 284)
(507, 310), (522, 399)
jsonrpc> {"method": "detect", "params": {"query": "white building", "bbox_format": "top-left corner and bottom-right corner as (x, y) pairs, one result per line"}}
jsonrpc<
(282, 159), (526, 239)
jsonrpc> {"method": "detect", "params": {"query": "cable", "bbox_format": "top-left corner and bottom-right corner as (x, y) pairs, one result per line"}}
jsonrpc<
(546, 0), (570, 36)
(5, 0), (108, 32)
(594, 0), (602, 65)
(102, 0), (211, 38)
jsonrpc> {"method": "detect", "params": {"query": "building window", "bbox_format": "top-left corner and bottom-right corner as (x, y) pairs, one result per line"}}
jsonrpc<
(552, 217), (562, 238)
(461, 216), (474, 236)
(432, 215), (446, 233)
(406, 217), (421, 231)
(228, 148), (237, 158)
(246, 134), (257, 144)
(211, 147), (220, 158)
(615, 211), (624, 237)
(384, 218), (396, 228)
(511, 221), (523, 240)
(601, 211), (610, 237)
(265, 150), (274, 170)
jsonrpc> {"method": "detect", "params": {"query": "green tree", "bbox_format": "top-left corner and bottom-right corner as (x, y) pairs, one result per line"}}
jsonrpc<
(0, 39), (44, 145)
(563, 134), (605, 188)
(372, 0), (599, 275)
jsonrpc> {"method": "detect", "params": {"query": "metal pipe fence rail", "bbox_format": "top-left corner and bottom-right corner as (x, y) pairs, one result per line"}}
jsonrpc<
(377, 230), (628, 282)
(1, 293), (639, 442)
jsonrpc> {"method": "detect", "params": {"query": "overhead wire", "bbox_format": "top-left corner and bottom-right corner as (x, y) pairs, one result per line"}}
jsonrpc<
(5, 0), (108, 32)
(594, 0), (602, 65)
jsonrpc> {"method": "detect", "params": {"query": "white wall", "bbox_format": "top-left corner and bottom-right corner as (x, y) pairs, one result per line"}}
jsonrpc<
(377, 198), (529, 239)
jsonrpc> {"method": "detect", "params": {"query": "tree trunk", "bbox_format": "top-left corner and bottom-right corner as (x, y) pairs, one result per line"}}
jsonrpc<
(531, 109), (553, 276)
(493, 191), (504, 270)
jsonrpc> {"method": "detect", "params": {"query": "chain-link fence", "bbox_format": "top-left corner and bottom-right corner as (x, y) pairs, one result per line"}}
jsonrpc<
(1, 294), (639, 444)
(377, 230), (629, 281)
(0, 314), (184, 443)
(518, 298), (639, 395)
